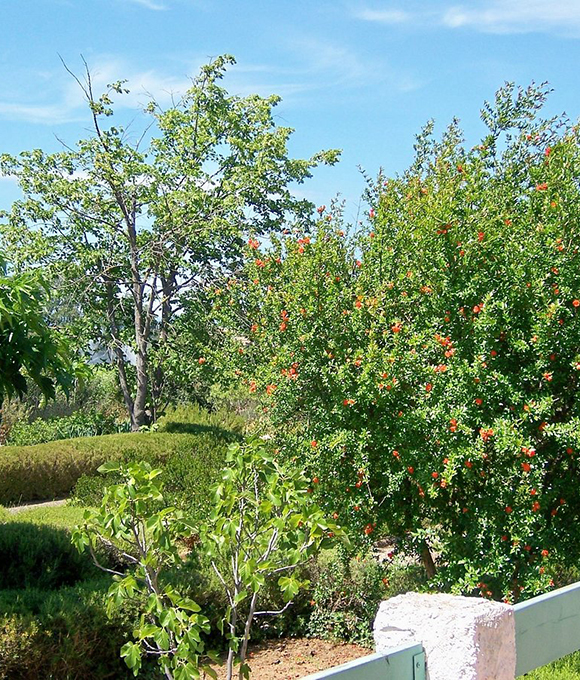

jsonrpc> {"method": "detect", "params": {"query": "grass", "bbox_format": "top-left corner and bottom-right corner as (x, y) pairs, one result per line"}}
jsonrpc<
(7, 504), (92, 530)
(521, 651), (580, 679)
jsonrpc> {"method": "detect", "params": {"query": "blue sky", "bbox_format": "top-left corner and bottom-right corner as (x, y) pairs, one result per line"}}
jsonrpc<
(1, 0), (580, 221)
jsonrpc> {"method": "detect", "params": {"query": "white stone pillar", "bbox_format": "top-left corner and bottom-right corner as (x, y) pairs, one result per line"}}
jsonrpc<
(374, 592), (516, 680)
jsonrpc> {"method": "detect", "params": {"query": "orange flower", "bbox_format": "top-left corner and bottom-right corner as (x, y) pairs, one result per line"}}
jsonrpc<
(249, 381), (257, 393)
(425, 383), (433, 392)
(248, 237), (259, 249)
(532, 501), (541, 512)
(521, 462), (531, 472)
(573, 299), (580, 307)
(391, 322), (402, 333)
(197, 357), (206, 365)
(480, 428), (494, 442)
(536, 182), (548, 191)
(343, 398), (355, 406)
(279, 321), (287, 332)
(266, 384), (277, 395)
(364, 523), (374, 535)
(475, 398), (483, 406)
(478, 231), (485, 242)
(251, 323), (258, 333)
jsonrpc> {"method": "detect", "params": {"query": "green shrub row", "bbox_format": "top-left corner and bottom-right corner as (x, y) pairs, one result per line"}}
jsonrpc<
(0, 522), (99, 590)
(0, 429), (237, 505)
(6, 410), (129, 447)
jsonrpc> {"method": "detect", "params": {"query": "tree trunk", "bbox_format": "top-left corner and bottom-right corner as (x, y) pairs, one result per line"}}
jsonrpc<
(420, 541), (436, 579)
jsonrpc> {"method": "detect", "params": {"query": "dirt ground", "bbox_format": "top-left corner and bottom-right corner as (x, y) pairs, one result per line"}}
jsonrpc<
(205, 638), (371, 679)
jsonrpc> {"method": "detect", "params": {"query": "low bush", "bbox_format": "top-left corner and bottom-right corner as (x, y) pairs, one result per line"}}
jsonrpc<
(155, 402), (245, 437)
(0, 430), (232, 505)
(6, 410), (129, 447)
(305, 549), (390, 646)
(0, 522), (98, 590)
(0, 580), (156, 680)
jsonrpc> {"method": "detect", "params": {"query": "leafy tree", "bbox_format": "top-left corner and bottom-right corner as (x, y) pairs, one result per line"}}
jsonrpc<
(209, 83), (580, 601)
(74, 441), (346, 679)
(0, 55), (339, 429)
(0, 260), (73, 405)
(204, 438), (347, 679)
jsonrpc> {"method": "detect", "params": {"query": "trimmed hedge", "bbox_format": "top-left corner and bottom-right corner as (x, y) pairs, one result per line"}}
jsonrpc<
(0, 522), (98, 590)
(0, 430), (237, 505)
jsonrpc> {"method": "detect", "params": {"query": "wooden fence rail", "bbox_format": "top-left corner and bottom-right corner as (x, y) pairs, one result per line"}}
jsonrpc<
(304, 580), (580, 679)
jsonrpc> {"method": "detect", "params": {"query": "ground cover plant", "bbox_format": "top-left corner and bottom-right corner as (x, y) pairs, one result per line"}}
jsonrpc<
(209, 82), (580, 603)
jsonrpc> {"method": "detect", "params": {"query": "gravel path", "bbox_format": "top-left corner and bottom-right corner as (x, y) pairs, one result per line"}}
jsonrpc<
(7, 498), (68, 515)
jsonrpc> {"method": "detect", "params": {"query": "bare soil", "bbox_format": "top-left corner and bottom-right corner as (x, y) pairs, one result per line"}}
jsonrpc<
(205, 638), (371, 679)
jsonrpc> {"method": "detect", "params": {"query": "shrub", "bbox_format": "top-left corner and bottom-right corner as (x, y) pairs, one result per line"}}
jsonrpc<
(0, 431), (230, 505)
(6, 409), (128, 447)
(211, 83), (580, 601)
(155, 402), (245, 437)
(0, 580), (150, 680)
(306, 549), (389, 646)
(0, 522), (98, 590)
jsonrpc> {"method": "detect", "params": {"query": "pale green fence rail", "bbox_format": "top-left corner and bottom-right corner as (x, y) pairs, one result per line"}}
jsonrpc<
(514, 580), (580, 676)
(304, 643), (424, 680)
(304, 581), (580, 679)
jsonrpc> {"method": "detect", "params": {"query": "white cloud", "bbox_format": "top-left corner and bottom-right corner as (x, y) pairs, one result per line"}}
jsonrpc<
(0, 101), (82, 125)
(441, 0), (580, 34)
(354, 8), (411, 24)
(124, 0), (167, 10)
(355, 0), (580, 35)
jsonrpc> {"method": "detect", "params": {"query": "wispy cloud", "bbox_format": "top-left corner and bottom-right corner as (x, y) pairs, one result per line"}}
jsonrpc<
(0, 41), (422, 128)
(0, 57), (196, 125)
(353, 7), (412, 24)
(228, 36), (424, 103)
(355, 0), (580, 36)
(124, 0), (167, 10)
(441, 0), (580, 35)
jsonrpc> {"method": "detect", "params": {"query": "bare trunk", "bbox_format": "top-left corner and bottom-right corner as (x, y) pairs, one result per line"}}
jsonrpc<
(238, 592), (259, 679)
(420, 541), (436, 579)
(151, 271), (175, 422)
(132, 339), (148, 430)
(105, 279), (137, 429)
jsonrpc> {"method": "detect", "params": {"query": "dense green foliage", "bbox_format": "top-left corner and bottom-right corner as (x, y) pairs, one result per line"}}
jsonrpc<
(0, 521), (98, 590)
(6, 409), (128, 446)
(0, 55), (338, 429)
(210, 83), (580, 601)
(0, 265), (73, 403)
(1, 429), (232, 505)
(0, 580), (144, 680)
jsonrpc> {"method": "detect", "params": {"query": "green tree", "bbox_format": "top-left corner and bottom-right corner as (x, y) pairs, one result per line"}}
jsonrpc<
(73, 441), (346, 679)
(210, 83), (580, 601)
(0, 55), (339, 429)
(0, 260), (73, 405)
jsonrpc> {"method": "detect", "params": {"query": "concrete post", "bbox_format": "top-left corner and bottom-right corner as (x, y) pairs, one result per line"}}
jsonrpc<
(374, 592), (516, 680)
